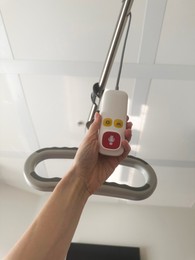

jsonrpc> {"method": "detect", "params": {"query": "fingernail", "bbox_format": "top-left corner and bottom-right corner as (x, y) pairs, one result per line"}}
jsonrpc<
(95, 112), (100, 119)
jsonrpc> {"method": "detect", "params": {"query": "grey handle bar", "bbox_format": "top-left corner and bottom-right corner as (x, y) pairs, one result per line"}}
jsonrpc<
(24, 147), (157, 201)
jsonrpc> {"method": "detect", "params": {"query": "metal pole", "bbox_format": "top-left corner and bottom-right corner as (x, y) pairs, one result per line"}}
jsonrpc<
(87, 0), (134, 128)
(99, 0), (134, 90)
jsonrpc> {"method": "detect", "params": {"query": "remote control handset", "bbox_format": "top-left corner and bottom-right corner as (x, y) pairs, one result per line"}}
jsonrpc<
(99, 90), (128, 156)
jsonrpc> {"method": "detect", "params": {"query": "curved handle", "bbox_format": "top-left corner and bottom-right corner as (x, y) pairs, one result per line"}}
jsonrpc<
(24, 147), (157, 200)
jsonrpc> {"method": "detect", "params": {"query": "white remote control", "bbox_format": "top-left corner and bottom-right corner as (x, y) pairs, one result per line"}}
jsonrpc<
(98, 89), (128, 156)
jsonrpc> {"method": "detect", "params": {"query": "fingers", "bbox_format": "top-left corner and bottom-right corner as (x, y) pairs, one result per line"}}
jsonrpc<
(127, 121), (133, 129)
(120, 139), (131, 160)
(125, 120), (133, 142)
(121, 118), (132, 159)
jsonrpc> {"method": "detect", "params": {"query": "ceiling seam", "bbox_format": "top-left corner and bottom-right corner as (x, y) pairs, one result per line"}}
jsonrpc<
(0, 61), (195, 80)
(0, 9), (15, 60)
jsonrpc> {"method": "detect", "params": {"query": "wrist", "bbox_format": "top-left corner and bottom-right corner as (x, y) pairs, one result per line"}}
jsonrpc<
(57, 166), (90, 202)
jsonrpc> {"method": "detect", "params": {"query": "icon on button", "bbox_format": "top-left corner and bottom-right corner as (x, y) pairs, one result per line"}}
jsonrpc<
(103, 118), (112, 127)
(114, 119), (123, 128)
(108, 135), (115, 145)
(102, 131), (121, 149)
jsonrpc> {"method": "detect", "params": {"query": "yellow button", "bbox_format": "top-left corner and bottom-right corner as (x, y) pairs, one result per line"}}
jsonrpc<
(103, 118), (112, 127)
(114, 119), (123, 128)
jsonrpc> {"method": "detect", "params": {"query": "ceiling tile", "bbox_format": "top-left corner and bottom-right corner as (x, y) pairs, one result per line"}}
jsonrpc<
(138, 79), (195, 162)
(0, 76), (31, 152)
(156, 0), (195, 65)
(0, 0), (145, 62)
(21, 75), (134, 148)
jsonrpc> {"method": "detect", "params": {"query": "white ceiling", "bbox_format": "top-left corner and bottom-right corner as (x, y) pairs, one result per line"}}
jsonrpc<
(0, 0), (195, 208)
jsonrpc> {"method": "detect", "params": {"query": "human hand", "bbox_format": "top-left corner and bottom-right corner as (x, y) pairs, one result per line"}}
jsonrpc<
(73, 112), (133, 195)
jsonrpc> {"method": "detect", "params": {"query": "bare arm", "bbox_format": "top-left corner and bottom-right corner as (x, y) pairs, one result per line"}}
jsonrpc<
(4, 113), (132, 260)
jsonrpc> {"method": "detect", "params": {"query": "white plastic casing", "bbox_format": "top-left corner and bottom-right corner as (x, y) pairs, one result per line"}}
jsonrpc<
(99, 89), (128, 156)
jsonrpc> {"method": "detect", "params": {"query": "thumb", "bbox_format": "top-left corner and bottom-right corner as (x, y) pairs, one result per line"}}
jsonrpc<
(88, 112), (101, 135)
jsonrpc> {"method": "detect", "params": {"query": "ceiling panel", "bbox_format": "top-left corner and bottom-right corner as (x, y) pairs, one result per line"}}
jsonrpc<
(0, 0), (146, 63)
(21, 75), (134, 148)
(0, 75), (48, 190)
(156, 0), (195, 65)
(138, 79), (195, 162)
(0, 76), (31, 152)
(21, 75), (85, 148)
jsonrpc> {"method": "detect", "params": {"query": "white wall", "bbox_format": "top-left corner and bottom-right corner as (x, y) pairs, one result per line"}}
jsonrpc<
(73, 199), (195, 260)
(0, 183), (40, 258)
(1, 186), (195, 260)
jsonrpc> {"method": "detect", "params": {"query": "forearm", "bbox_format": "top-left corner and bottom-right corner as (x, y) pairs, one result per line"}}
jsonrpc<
(4, 112), (131, 260)
(5, 167), (89, 260)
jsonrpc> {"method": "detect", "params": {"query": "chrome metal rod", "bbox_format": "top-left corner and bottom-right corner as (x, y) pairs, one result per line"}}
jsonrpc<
(99, 0), (134, 90)
(87, 0), (134, 127)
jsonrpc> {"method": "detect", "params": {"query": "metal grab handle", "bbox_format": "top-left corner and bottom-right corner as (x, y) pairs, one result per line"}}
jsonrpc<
(24, 147), (157, 200)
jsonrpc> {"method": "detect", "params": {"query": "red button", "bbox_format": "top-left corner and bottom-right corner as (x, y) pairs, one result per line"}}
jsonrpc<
(102, 132), (121, 149)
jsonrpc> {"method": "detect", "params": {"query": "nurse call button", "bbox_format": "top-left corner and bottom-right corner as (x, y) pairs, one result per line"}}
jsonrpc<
(102, 131), (121, 149)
